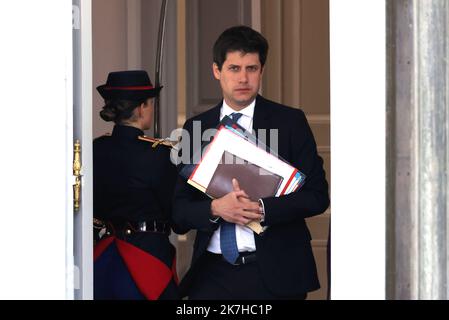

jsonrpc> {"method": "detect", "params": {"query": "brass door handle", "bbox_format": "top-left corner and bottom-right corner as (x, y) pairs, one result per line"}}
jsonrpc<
(73, 140), (82, 211)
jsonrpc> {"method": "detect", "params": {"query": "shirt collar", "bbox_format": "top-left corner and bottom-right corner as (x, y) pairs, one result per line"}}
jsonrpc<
(220, 99), (256, 120)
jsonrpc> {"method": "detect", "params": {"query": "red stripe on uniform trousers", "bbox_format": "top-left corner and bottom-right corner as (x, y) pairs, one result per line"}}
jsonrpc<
(115, 238), (173, 300)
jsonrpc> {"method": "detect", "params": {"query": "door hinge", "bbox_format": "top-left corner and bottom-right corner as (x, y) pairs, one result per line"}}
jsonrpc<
(73, 140), (82, 211)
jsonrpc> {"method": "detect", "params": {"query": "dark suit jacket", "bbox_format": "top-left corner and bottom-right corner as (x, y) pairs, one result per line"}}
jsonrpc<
(173, 95), (329, 297)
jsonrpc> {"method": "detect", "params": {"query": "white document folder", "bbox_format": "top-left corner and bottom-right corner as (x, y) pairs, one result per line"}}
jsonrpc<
(188, 125), (303, 198)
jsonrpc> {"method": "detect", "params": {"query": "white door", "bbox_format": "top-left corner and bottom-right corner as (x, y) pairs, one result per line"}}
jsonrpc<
(73, 0), (93, 300)
(0, 0), (75, 299)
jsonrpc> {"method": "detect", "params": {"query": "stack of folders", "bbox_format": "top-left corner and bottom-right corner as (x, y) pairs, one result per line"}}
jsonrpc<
(180, 116), (306, 234)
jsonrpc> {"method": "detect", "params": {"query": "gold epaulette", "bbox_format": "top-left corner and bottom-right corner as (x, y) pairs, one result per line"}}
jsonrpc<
(138, 135), (178, 149)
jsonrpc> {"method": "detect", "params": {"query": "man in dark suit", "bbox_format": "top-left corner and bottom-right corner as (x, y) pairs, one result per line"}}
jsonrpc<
(173, 26), (329, 299)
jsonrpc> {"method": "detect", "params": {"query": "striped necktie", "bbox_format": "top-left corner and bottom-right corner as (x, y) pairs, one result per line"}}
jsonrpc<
(220, 112), (243, 264)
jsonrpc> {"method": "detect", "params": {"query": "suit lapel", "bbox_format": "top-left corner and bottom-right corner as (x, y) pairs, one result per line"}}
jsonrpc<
(253, 95), (273, 129)
(202, 102), (222, 132)
(253, 95), (273, 150)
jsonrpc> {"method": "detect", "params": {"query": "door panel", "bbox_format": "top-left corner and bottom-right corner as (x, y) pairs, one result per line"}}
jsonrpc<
(261, 0), (330, 300)
(186, 0), (252, 118)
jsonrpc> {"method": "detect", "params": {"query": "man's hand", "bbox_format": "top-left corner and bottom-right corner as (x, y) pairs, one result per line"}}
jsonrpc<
(211, 178), (262, 225)
(232, 178), (264, 223)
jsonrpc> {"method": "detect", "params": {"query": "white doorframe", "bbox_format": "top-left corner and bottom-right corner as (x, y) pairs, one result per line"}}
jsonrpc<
(73, 0), (93, 300)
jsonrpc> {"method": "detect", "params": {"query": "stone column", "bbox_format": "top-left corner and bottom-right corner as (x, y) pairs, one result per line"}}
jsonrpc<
(387, 0), (449, 300)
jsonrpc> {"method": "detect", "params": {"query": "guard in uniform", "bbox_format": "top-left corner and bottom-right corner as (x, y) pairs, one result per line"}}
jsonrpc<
(93, 70), (184, 300)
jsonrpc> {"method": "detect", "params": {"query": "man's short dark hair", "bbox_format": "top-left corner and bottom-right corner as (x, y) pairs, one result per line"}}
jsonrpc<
(213, 25), (269, 70)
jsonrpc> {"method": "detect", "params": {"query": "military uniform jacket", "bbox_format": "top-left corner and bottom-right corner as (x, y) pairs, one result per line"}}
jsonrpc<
(93, 125), (180, 300)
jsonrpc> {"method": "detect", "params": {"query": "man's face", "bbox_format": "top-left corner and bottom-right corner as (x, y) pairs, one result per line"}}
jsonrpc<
(213, 51), (263, 110)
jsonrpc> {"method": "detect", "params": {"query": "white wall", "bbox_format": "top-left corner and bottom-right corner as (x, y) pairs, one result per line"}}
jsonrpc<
(331, 0), (386, 299)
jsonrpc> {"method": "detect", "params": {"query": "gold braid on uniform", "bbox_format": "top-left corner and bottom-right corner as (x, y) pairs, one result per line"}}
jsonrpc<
(138, 135), (179, 149)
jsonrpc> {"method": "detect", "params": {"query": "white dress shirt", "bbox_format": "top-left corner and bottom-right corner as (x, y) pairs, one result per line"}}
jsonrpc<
(207, 99), (257, 254)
